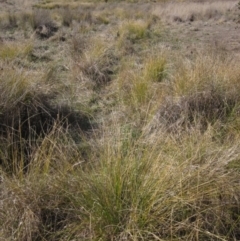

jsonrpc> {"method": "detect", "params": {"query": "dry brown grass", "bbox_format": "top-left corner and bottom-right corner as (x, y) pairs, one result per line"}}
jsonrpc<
(0, 0), (240, 240)
(153, 1), (238, 22)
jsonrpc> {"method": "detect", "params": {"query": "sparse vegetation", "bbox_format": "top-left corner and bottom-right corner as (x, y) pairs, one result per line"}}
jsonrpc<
(0, 0), (240, 240)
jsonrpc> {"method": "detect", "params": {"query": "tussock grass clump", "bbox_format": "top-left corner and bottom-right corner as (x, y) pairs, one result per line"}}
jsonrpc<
(6, 12), (18, 28)
(75, 40), (119, 87)
(0, 68), (91, 175)
(116, 60), (150, 111)
(51, 126), (240, 240)
(119, 20), (149, 41)
(0, 12), (18, 29)
(116, 54), (167, 116)
(146, 53), (240, 134)
(59, 6), (94, 27)
(20, 11), (34, 28)
(71, 34), (88, 57)
(155, 87), (239, 132)
(117, 20), (150, 53)
(0, 147), (82, 240)
(60, 7), (73, 27)
(143, 54), (168, 82)
(1, 124), (240, 240)
(96, 13), (110, 25)
(0, 42), (33, 61)
(171, 53), (240, 99)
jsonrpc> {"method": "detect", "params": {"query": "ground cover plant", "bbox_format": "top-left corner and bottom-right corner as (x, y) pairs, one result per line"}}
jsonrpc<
(0, 0), (240, 240)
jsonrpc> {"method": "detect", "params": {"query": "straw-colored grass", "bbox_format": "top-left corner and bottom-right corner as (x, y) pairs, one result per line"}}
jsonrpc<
(1, 0), (240, 240)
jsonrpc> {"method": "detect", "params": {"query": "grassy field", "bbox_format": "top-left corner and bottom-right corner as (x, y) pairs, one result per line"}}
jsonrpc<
(0, 0), (240, 240)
